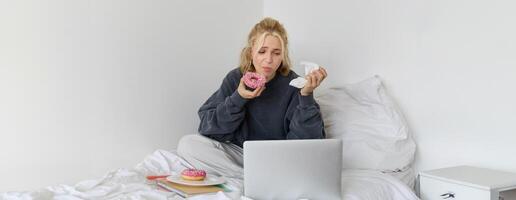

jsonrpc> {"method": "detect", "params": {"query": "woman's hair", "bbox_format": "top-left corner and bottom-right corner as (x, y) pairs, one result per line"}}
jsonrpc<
(239, 17), (291, 76)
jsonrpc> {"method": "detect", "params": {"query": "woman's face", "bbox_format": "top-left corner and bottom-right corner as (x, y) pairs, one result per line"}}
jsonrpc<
(252, 35), (283, 82)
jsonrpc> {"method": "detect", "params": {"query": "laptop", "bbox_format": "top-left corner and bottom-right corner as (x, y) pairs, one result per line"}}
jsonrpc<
(243, 139), (342, 200)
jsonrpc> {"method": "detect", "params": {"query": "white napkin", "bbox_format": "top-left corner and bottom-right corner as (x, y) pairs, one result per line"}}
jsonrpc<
(289, 61), (320, 88)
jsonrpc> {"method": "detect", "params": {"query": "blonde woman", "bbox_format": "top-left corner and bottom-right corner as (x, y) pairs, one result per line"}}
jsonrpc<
(178, 17), (327, 179)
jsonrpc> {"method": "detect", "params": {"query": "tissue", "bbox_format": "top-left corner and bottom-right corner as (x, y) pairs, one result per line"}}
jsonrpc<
(289, 61), (320, 88)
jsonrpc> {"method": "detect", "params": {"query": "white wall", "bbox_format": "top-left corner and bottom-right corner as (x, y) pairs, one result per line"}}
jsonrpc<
(0, 0), (262, 191)
(264, 0), (516, 173)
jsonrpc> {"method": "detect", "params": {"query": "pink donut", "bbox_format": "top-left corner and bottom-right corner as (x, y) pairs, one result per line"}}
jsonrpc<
(243, 72), (266, 89)
(181, 169), (206, 181)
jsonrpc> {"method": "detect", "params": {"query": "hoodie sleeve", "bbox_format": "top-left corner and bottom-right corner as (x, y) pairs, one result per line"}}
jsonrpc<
(198, 70), (248, 142)
(284, 92), (326, 139)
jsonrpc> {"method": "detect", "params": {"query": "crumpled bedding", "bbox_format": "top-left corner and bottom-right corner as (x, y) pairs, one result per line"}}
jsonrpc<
(342, 170), (419, 200)
(382, 166), (416, 190)
(0, 149), (419, 200)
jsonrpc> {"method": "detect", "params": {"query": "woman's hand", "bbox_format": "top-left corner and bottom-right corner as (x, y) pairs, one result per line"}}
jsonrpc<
(300, 67), (327, 96)
(237, 78), (265, 99)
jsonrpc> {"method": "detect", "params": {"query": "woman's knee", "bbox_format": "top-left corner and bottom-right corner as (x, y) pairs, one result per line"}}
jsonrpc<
(177, 134), (214, 156)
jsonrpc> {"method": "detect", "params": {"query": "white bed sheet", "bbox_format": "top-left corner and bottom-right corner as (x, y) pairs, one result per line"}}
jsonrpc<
(0, 149), (419, 200)
(382, 166), (417, 190)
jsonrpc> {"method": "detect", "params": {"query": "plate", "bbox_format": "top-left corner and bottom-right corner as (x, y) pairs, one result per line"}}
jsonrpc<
(166, 174), (225, 186)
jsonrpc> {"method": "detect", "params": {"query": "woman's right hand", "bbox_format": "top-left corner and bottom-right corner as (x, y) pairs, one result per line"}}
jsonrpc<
(237, 77), (265, 99)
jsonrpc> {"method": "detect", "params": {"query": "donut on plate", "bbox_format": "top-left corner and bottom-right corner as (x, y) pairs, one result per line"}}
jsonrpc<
(181, 168), (206, 181)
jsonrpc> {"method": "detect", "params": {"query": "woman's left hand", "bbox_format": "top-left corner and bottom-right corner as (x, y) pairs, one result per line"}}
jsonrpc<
(300, 67), (327, 96)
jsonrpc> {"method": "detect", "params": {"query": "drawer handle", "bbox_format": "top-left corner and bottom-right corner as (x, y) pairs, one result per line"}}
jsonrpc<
(440, 192), (455, 199)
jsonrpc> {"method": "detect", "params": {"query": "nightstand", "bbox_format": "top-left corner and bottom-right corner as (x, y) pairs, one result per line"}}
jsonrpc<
(419, 166), (516, 200)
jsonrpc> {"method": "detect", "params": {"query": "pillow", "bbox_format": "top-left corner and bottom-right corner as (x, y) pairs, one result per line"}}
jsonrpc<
(315, 76), (416, 171)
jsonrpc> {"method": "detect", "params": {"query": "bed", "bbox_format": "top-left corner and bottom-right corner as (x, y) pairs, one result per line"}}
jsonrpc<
(0, 76), (419, 200)
(0, 149), (418, 200)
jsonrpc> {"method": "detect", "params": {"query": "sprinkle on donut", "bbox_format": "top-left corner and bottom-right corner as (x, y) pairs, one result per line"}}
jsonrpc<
(243, 72), (266, 89)
(181, 168), (207, 181)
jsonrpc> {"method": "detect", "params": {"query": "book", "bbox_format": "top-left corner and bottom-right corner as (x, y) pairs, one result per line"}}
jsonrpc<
(156, 179), (226, 198)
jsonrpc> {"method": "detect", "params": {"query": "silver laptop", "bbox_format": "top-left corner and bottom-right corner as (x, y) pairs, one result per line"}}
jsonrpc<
(244, 139), (342, 200)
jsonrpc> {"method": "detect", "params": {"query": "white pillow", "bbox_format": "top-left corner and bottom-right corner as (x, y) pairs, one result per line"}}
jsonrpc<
(315, 76), (416, 171)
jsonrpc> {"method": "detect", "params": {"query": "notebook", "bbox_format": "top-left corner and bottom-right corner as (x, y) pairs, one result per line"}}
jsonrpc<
(157, 179), (225, 198)
(244, 139), (343, 200)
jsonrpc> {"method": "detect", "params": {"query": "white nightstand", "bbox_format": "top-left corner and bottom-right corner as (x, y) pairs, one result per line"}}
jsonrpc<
(419, 166), (516, 200)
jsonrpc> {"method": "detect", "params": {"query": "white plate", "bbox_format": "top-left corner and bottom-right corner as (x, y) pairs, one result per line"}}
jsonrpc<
(166, 174), (225, 186)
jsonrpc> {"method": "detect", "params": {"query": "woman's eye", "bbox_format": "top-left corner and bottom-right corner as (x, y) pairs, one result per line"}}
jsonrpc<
(258, 51), (265, 54)
(274, 53), (281, 55)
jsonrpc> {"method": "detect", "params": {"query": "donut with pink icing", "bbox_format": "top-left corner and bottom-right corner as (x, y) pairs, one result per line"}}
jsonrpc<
(181, 169), (206, 181)
(243, 72), (266, 89)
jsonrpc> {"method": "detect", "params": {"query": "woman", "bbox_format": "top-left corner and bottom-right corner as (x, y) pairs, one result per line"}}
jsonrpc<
(177, 17), (327, 179)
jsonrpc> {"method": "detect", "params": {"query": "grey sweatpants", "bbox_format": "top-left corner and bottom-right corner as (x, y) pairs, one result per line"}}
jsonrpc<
(177, 134), (243, 179)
